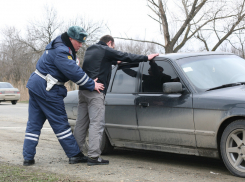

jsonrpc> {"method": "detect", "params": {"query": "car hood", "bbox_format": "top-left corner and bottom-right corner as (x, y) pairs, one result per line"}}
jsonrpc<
(193, 84), (245, 110)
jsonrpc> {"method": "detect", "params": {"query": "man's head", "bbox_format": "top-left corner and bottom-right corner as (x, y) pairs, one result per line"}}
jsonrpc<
(100, 35), (115, 49)
(67, 26), (88, 52)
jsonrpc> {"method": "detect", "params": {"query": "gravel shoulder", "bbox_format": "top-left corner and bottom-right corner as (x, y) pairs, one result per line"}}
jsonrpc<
(0, 102), (244, 182)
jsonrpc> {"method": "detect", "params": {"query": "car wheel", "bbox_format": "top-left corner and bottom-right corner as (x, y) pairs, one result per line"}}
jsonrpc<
(11, 100), (17, 105)
(220, 120), (245, 177)
(84, 131), (114, 155)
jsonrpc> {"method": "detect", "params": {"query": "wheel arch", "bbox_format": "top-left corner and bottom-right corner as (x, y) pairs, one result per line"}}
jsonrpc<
(216, 116), (245, 156)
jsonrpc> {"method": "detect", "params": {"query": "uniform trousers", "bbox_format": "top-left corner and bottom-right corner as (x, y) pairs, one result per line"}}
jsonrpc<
(74, 90), (105, 158)
(23, 90), (80, 160)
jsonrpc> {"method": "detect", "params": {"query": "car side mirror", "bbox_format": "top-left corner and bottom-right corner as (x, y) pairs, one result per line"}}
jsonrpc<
(163, 82), (182, 94)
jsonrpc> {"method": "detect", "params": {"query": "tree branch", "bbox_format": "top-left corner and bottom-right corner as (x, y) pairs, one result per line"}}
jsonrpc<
(158, 0), (170, 46)
(114, 37), (165, 48)
(212, 12), (245, 51)
(196, 33), (209, 51)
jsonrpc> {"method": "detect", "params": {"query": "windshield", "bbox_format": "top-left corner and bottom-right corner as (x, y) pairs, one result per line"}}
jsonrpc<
(0, 83), (14, 88)
(177, 55), (245, 91)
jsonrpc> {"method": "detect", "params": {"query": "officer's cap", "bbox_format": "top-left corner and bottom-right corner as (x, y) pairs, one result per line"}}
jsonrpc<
(67, 26), (88, 43)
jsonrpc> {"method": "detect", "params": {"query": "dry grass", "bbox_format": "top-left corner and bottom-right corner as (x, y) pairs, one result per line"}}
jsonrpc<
(2, 78), (76, 102)
(0, 162), (83, 182)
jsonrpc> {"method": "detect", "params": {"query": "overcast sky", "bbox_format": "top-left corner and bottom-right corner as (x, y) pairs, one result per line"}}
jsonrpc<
(1, 0), (163, 42)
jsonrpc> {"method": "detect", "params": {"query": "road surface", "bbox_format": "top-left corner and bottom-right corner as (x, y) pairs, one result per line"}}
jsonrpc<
(0, 102), (243, 181)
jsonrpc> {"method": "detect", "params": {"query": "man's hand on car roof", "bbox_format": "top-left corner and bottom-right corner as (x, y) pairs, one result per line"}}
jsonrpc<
(148, 53), (159, 60)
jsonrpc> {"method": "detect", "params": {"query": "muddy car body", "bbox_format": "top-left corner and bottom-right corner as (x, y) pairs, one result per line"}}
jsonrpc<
(65, 52), (245, 177)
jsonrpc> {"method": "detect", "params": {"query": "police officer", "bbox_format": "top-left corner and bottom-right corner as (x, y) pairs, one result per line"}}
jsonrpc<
(23, 26), (104, 166)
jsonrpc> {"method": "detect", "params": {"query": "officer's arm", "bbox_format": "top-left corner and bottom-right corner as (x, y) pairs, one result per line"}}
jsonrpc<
(54, 51), (95, 91)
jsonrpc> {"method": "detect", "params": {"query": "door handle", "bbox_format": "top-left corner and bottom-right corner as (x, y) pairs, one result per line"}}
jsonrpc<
(139, 102), (149, 107)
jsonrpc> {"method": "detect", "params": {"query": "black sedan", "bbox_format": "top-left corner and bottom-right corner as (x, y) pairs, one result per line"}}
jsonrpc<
(64, 52), (245, 178)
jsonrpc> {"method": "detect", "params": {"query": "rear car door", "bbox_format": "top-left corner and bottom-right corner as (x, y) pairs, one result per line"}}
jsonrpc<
(136, 60), (196, 147)
(105, 63), (141, 142)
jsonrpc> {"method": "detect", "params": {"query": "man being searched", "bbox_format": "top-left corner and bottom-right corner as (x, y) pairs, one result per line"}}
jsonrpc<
(23, 26), (104, 166)
(74, 35), (159, 166)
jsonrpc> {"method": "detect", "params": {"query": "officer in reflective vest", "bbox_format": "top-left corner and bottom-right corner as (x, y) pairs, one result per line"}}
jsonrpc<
(23, 26), (104, 166)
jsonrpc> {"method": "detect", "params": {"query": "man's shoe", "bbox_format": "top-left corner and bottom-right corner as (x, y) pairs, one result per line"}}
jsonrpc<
(87, 157), (109, 166)
(23, 159), (35, 166)
(69, 154), (88, 164)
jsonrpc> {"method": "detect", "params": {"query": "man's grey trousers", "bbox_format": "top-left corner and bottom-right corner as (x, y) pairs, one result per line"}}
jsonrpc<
(74, 90), (105, 157)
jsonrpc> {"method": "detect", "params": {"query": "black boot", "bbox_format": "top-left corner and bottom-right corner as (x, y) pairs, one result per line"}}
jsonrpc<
(69, 152), (88, 164)
(87, 157), (109, 166)
(23, 159), (35, 166)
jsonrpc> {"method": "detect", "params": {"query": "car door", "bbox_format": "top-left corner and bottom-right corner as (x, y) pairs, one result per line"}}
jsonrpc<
(104, 63), (141, 142)
(136, 60), (196, 147)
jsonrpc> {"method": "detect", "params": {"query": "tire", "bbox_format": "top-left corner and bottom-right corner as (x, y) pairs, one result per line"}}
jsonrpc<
(220, 120), (245, 178)
(100, 132), (114, 155)
(11, 100), (17, 105)
(84, 131), (114, 155)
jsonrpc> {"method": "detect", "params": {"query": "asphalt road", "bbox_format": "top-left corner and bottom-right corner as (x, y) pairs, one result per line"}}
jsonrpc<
(0, 102), (244, 181)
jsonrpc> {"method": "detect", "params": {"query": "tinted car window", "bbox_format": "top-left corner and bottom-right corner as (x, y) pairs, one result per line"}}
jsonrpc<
(0, 83), (13, 88)
(111, 63), (139, 93)
(140, 61), (179, 92)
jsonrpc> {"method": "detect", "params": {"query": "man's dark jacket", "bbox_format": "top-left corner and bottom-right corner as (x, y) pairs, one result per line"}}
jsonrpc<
(80, 41), (148, 94)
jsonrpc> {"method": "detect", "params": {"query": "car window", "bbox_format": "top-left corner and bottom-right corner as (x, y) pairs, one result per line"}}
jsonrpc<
(177, 55), (245, 91)
(0, 83), (13, 88)
(140, 61), (180, 93)
(111, 63), (140, 93)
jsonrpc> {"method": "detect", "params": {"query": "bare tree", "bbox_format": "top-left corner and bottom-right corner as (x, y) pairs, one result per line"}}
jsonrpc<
(16, 5), (63, 55)
(0, 27), (36, 82)
(115, 0), (245, 53)
(115, 39), (158, 55)
(220, 29), (245, 58)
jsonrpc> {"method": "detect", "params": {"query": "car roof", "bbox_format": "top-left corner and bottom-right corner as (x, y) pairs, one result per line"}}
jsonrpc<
(154, 52), (234, 61)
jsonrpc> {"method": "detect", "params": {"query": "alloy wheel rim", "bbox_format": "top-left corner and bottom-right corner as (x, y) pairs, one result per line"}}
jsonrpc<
(226, 128), (245, 172)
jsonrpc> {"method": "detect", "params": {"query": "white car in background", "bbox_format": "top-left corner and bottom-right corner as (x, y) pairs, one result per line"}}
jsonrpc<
(0, 82), (20, 105)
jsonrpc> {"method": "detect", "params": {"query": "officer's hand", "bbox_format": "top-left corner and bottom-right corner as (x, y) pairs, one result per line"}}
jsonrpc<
(94, 78), (104, 93)
(148, 53), (159, 60)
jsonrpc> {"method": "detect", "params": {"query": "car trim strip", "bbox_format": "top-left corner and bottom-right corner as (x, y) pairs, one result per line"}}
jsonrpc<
(106, 123), (138, 130)
(25, 137), (38, 141)
(195, 130), (215, 136)
(56, 128), (71, 136)
(138, 126), (195, 134)
(57, 132), (72, 140)
(105, 124), (215, 136)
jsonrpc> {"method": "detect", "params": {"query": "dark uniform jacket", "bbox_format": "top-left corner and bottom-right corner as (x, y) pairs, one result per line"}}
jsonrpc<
(80, 41), (148, 94)
(27, 35), (95, 102)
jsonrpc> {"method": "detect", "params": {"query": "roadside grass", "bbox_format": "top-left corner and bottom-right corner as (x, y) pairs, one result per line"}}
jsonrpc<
(0, 163), (81, 182)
